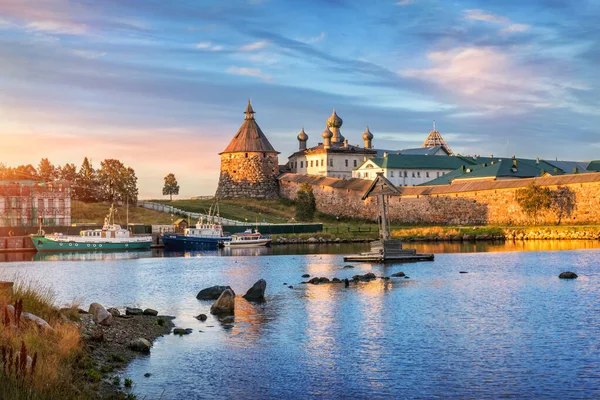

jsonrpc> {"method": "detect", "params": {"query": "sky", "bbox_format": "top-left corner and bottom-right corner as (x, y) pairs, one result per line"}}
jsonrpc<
(1, 0), (599, 198)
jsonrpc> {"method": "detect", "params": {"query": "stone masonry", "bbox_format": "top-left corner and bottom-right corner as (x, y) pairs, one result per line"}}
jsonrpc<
(279, 173), (600, 225)
(215, 152), (279, 199)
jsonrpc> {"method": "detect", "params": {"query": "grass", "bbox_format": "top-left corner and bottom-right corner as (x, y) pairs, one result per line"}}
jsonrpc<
(71, 201), (173, 225)
(1, 277), (87, 400)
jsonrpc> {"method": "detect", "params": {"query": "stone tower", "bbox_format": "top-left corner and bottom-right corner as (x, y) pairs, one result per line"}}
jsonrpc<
(215, 101), (280, 199)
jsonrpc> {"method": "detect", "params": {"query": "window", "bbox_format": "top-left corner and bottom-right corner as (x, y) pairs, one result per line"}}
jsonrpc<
(245, 153), (248, 158)
(426, 172), (429, 178)
(300, 161), (303, 168)
(310, 160), (313, 167)
(321, 159), (324, 166)
(329, 159), (333, 167)
(412, 172), (415, 177)
(345, 159), (348, 167)
(391, 171), (394, 177)
(437, 172), (440, 177)
(417, 172), (421, 178)
(404, 171), (407, 177)
(353, 160), (357, 167)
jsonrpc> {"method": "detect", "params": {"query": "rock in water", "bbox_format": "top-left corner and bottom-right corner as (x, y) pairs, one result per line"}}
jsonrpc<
(173, 328), (193, 335)
(196, 286), (235, 300)
(243, 279), (267, 302)
(129, 338), (151, 353)
(392, 272), (406, 277)
(559, 271), (578, 279)
(125, 307), (143, 316)
(301, 274), (310, 278)
(89, 303), (113, 326)
(143, 308), (159, 316)
(210, 289), (235, 315)
(343, 265), (355, 269)
(195, 314), (208, 321)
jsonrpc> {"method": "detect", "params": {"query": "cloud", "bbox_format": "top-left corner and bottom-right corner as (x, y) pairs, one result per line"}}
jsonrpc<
(195, 41), (224, 51)
(500, 23), (530, 34)
(396, 0), (414, 5)
(399, 46), (592, 115)
(239, 40), (268, 51)
(72, 49), (107, 59)
(463, 9), (508, 24)
(226, 66), (272, 82)
(307, 32), (326, 43)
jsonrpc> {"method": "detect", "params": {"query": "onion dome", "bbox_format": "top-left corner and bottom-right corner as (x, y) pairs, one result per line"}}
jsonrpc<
(322, 126), (333, 139)
(297, 126), (308, 141)
(362, 126), (373, 141)
(326, 109), (343, 128)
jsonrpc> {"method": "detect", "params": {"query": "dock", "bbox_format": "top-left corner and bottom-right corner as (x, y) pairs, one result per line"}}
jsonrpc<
(344, 239), (434, 262)
(344, 173), (435, 263)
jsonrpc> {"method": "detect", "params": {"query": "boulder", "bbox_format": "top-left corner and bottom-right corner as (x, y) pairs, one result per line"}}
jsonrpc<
(129, 338), (151, 353)
(344, 279), (350, 287)
(301, 274), (310, 278)
(173, 328), (193, 335)
(243, 279), (267, 301)
(332, 278), (341, 283)
(196, 286), (234, 300)
(89, 303), (113, 326)
(307, 237), (318, 243)
(107, 307), (120, 317)
(143, 308), (158, 316)
(318, 277), (330, 284)
(343, 265), (355, 269)
(125, 307), (143, 316)
(392, 272), (406, 277)
(352, 273), (377, 281)
(559, 271), (578, 279)
(195, 314), (208, 321)
(210, 289), (235, 315)
(308, 277), (320, 284)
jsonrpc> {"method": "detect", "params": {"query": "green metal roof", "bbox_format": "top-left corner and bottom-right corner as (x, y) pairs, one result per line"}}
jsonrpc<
(363, 154), (475, 170)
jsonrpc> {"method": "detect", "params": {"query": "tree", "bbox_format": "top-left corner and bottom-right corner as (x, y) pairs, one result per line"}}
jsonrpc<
(58, 163), (78, 182)
(12, 164), (38, 180)
(37, 158), (57, 182)
(515, 183), (552, 224)
(75, 157), (97, 202)
(295, 183), (316, 221)
(162, 173), (180, 200)
(96, 159), (139, 205)
(550, 186), (576, 225)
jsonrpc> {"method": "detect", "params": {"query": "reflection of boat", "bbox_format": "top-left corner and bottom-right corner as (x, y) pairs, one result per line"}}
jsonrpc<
(162, 215), (232, 250)
(223, 229), (271, 248)
(30, 204), (152, 252)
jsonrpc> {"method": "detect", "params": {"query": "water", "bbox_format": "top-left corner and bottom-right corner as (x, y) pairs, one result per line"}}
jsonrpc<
(1, 247), (599, 398)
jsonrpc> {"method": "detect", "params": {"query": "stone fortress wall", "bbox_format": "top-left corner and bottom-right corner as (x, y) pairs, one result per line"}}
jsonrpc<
(216, 152), (279, 199)
(279, 173), (600, 225)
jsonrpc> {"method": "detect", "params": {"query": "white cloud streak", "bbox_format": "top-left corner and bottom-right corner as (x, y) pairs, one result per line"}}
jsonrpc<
(239, 40), (268, 51)
(226, 66), (272, 82)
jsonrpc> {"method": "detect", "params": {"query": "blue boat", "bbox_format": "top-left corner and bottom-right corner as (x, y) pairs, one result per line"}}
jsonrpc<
(162, 216), (231, 250)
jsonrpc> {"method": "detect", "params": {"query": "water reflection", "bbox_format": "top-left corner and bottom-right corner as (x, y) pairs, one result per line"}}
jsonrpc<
(1, 240), (600, 264)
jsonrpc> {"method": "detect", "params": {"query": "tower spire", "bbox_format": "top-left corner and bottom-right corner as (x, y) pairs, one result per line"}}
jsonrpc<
(245, 99), (255, 120)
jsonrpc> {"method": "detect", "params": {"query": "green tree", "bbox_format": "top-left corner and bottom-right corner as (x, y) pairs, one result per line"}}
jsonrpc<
(97, 159), (139, 205)
(515, 183), (552, 224)
(37, 158), (57, 182)
(162, 173), (180, 200)
(11, 164), (38, 180)
(550, 186), (576, 225)
(58, 163), (77, 182)
(295, 183), (316, 221)
(75, 157), (97, 202)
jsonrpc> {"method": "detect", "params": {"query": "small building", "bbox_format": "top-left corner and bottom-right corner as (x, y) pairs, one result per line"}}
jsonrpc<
(353, 154), (471, 186)
(172, 218), (188, 233)
(0, 180), (71, 227)
(215, 101), (280, 199)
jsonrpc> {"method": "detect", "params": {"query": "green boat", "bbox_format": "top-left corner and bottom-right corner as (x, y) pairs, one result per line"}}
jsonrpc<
(30, 204), (152, 253)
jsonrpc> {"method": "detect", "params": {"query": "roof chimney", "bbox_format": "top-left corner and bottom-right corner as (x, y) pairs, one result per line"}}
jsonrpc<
(383, 152), (388, 158)
(513, 159), (518, 167)
(490, 154), (493, 158)
(536, 157), (540, 165)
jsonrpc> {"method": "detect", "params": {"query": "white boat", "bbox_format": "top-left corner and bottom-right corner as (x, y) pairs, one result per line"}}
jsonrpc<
(31, 204), (152, 252)
(223, 229), (271, 248)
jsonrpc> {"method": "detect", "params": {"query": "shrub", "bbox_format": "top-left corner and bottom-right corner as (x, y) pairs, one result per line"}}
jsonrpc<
(295, 183), (316, 222)
(515, 183), (552, 224)
(124, 378), (133, 388)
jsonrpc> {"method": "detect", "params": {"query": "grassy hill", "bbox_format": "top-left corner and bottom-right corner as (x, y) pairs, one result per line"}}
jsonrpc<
(71, 201), (173, 225)
(155, 198), (296, 224)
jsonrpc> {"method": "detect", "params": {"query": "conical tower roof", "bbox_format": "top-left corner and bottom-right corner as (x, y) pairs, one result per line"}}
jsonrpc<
(422, 121), (453, 155)
(221, 101), (279, 154)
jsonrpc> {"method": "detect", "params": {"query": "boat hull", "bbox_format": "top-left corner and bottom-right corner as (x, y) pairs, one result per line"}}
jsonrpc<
(224, 239), (272, 248)
(162, 234), (231, 250)
(30, 236), (152, 252)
